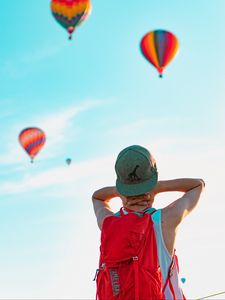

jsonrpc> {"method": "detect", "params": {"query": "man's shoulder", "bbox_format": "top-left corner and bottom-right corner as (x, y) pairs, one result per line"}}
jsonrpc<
(161, 204), (182, 230)
(161, 206), (172, 221)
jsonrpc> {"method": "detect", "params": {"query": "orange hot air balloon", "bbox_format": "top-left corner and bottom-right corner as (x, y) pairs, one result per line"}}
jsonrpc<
(18, 127), (46, 163)
(140, 29), (179, 77)
(51, 0), (92, 40)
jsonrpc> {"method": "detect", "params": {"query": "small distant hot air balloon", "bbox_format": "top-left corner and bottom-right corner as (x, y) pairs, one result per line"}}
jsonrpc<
(66, 158), (72, 165)
(140, 29), (179, 77)
(181, 277), (186, 284)
(51, 0), (92, 40)
(18, 127), (46, 163)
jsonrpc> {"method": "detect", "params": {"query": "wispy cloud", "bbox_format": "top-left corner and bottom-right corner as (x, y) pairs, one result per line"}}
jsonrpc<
(107, 117), (187, 138)
(0, 154), (114, 195)
(35, 100), (100, 153)
(19, 44), (65, 65)
(1, 43), (66, 79)
(1, 133), (225, 197)
(0, 101), (101, 166)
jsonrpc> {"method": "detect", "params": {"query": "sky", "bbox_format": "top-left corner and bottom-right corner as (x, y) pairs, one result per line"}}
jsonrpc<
(0, 0), (225, 299)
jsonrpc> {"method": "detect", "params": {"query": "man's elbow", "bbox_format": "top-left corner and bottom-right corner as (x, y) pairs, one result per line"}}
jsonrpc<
(199, 179), (205, 190)
(92, 193), (99, 203)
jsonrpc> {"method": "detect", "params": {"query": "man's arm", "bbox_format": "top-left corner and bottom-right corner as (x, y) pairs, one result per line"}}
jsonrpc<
(154, 178), (205, 228)
(92, 186), (119, 230)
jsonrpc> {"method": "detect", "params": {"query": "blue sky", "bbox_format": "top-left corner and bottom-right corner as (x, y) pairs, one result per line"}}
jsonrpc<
(0, 0), (225, 299)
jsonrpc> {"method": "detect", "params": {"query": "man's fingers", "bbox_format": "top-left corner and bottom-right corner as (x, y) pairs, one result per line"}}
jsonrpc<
(127, 200), (149, 206)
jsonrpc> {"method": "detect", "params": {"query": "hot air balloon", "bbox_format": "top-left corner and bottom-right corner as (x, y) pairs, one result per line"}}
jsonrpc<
(18, 127), (46, 163)
(181, 277), (186, 284)
(51, 0), (92, 40)
(140, 29), (179, 77)
(66, 158), (72, 165)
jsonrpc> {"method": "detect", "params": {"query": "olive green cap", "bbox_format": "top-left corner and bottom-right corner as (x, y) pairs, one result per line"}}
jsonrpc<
(115, 145), (158, 196)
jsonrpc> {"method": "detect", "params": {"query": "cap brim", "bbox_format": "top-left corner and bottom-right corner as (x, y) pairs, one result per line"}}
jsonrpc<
(116, 171), (158, 197)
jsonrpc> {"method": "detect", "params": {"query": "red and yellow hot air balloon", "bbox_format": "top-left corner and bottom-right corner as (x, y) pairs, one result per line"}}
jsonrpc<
(51, 0), (92, 40)
(140, 29), (179, 77)
(18, 127), (46, 163)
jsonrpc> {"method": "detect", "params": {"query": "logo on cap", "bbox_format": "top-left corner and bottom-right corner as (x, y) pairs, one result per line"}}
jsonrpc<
(115, 145), (158, 196)
(128, 165), (141, 182)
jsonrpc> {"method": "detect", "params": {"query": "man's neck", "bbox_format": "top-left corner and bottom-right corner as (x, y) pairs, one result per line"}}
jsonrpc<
(123, 204), (153, 212)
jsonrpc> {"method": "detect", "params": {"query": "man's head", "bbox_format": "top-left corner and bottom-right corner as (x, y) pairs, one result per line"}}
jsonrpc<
(115, 145), (158, 198)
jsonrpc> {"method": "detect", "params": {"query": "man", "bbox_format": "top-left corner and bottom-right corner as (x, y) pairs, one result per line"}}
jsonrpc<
(92, 145), (205, 300)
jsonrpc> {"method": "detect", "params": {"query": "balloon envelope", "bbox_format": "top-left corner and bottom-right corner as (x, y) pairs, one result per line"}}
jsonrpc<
(181, 277), (186, 284)
(140, 29), (179, 77)
(51, 0), (92, 39)
(18, 127), (46, 162)
(66, 158), (72, 165)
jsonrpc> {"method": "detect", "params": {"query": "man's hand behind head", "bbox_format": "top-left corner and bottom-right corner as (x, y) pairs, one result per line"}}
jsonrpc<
(121, 193), (155, 211)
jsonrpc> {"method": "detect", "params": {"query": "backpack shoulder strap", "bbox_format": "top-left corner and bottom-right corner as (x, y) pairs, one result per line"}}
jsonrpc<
(120, 207), (156, 217)
(162, 250), (180, 299)
(113, 210), (121, 217)
(143, 207), (157, 215)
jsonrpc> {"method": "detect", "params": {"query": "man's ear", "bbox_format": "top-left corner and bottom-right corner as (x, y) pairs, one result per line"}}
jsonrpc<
(120, 195), (128, 205)
(148, 192), (155, 202)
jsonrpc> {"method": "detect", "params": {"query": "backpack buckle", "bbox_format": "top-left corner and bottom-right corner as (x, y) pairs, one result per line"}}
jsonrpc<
(101, 263), (106, 269)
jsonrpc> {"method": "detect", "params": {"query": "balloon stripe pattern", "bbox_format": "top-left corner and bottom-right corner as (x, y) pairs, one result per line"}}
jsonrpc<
(51, 0), (91, 39)
(19, 127), (46, 162)
(140, 30), (179, 77)
(141, 32), (159, 70)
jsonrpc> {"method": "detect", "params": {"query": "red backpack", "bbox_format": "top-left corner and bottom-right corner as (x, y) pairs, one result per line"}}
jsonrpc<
(94, 208), (165, 300)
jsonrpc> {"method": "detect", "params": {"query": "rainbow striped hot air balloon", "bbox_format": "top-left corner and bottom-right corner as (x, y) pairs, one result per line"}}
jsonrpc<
(51, 0), (92, 40)
(140, 29), (179, 77)
(18, 127), (46, 163)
